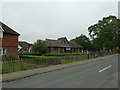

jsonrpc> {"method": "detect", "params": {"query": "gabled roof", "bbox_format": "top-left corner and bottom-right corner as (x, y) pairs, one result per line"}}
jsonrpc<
(19, 41), (31, 49)
(0, 21), (20, 35)
(19, 41), (30, 45)
(45, 39), (71, 48)
(58, 37), (67, 40)
(45, 37), (83, 48)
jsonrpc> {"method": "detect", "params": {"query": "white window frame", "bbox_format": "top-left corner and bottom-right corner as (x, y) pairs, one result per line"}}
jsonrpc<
(0, 48), (6, 55)
(66, 48), (71, 51)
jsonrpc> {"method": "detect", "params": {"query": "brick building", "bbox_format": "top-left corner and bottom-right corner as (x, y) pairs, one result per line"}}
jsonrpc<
(45, 37), (83, 53)
(0, 22), (20, 57)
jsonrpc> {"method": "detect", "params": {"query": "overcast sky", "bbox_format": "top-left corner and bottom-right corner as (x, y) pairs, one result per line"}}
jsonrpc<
(1, 0), (118, 43)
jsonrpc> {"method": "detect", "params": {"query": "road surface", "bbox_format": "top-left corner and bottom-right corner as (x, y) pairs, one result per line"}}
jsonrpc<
(3, 55), (119, 88)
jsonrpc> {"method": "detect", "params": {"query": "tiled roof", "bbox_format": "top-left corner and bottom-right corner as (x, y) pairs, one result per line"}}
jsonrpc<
(0, 21), (20, 35)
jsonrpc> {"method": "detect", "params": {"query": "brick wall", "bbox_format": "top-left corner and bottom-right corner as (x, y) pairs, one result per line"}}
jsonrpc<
(2, 34), (18, 47)
(2, 33), (19, 57)
(47, 47), (82, 54)
(2, 46), (18, 56)
(72, 48), (80, 53)
(47, 47), (64, 53)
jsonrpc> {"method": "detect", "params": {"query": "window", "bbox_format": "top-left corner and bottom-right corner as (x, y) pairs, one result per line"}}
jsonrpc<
(64, 40), (67, 43)
(0, 48), (6, 55)
(3, 48), (6, 55)
(66, 48), (71, 50)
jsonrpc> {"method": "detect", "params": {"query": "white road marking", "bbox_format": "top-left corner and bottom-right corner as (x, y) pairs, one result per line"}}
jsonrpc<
(99, 65), (112, 72)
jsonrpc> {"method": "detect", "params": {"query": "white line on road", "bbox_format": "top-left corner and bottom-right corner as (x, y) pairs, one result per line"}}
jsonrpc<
(99, 65), (112, 73)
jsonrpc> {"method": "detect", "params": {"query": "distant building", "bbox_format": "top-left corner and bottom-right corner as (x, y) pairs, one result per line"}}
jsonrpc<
(0, 22), (20, 57)
(45, 37), (83, 53)
(18, 41), (32, 52)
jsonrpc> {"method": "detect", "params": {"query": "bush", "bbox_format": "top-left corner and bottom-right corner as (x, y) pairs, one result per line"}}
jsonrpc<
(19, 55), (56, 59)
(19, 52), (37, 55)
(2, 56), (18, 61)
(31, 40), (47, 55)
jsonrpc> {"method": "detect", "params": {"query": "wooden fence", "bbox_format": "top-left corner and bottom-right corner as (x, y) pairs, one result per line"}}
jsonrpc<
(1, 52), (113, 74)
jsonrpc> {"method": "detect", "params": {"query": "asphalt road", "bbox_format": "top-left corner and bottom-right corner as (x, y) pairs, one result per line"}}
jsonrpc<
(3, 55), (119, 88)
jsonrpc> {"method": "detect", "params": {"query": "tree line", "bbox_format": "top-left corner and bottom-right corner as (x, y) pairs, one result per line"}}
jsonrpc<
(71, 15), (120, 52)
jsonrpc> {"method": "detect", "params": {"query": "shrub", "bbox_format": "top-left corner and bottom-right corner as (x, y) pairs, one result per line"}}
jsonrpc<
(18, 52), (37, 55)
(2, 56), (18, 61)
(31, 40), (47, 55)
(19, 55), (56, 59)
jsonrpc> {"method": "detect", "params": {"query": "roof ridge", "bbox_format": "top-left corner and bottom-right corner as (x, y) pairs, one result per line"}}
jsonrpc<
(0, 21), (20, 35)
(45, 39), (56, 41)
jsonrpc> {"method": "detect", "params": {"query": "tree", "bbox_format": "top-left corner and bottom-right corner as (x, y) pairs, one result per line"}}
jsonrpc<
(31, 40), (47, 55)
(88, 15), (120, 51)
(70, 34), (93, 50)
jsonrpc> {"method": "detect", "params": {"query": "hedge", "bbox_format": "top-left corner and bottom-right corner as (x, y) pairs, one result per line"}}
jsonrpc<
(19, 52), (37, 55)
(19, 55), (56, 58)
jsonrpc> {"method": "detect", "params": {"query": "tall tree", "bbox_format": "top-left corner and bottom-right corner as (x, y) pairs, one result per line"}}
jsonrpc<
(32, 40), (47, 55)
(71, 34), (93, 50)
(88, 15), (119, 51)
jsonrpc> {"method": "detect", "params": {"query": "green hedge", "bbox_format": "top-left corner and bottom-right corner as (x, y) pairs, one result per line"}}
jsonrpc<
(19, 52), (87, 59)
(19, 55), (56, 58)
(19, 52), (37, 55)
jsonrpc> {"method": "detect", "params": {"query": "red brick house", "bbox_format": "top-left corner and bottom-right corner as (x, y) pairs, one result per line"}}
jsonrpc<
(0, 22), (20, 57)
(45, 37), (83, 53)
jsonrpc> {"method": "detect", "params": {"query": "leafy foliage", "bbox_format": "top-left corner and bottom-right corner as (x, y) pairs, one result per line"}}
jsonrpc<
(19, 52), (37, 55)
(70, 34), (93, 50)
(31, 40), (47, 55)
(88, 15), (119, 51)
(19, 55), (56, 58)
